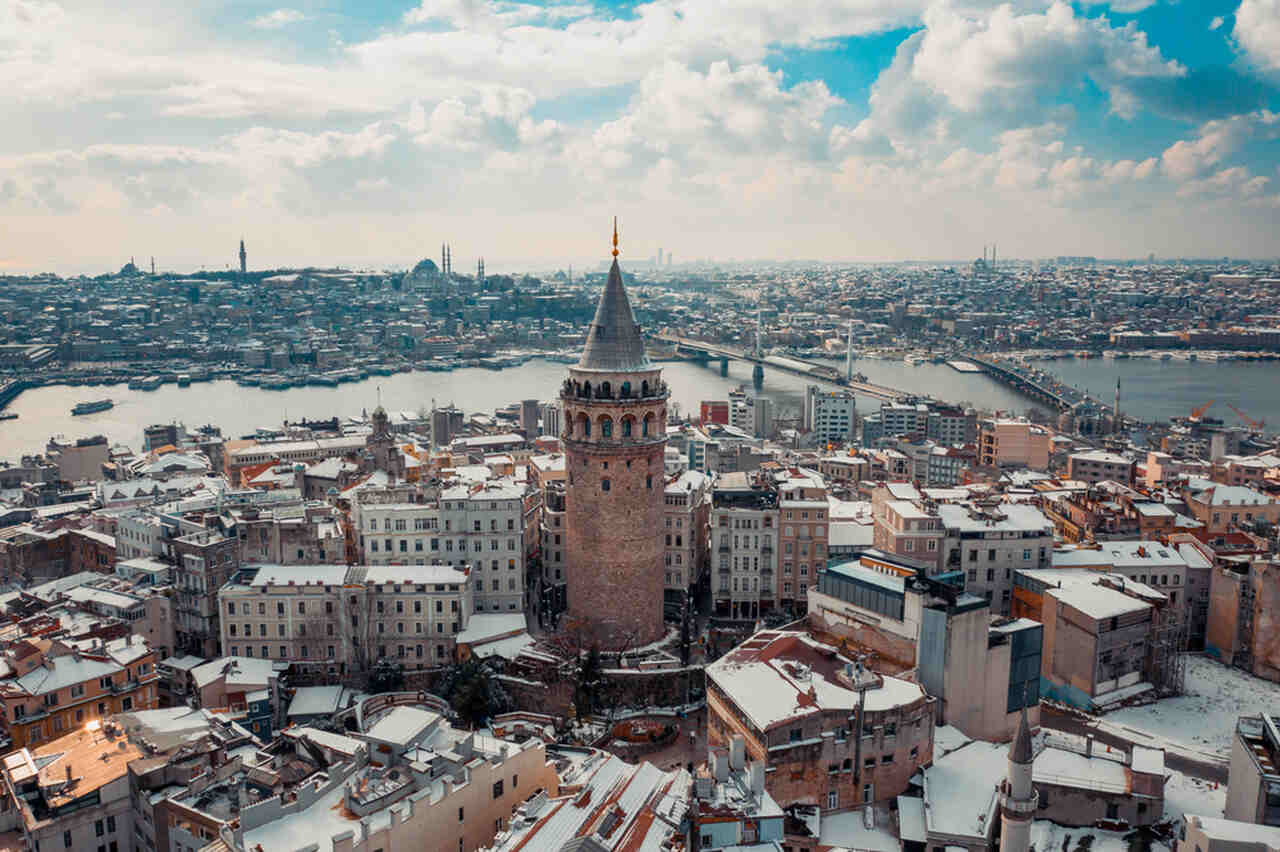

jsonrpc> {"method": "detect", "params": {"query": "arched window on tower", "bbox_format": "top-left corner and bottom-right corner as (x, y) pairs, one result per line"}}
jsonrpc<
(600, 381), (611, 399)
(620, 381), (631, 399)
(641, 380), (650, 397)
(599, 416), (613, 439)
(643, 412), (654, 437)
(622, 416), (634, 438)
(578, 413), (591, 437)
(582, 381), (592, 399)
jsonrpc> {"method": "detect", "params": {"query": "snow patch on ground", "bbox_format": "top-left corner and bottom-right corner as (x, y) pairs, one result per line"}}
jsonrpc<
(1104, 655), (1280, 757)
(1163, 769), (1226, 821)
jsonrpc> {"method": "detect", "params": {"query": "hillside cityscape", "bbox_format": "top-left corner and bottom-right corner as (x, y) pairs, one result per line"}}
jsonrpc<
(0, 238), (1275, 852)
(4, 0), (1280, 847)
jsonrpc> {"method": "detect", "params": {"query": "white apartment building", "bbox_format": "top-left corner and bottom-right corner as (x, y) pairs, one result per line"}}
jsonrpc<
(116, 511), (167, 560)
(351, 481), (527, 614)
(664, 470), (711, 606)
(710, 472), (779, 620)
(805, 386), (857, 444)
(939, 502), (1053, 613)
(219, 563), (472, 673)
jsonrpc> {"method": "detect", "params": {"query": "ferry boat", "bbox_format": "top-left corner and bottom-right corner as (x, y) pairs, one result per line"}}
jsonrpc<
(128, 375), (163, 391)
(904, 353), (926, 366)
(0, 412), (17, 421)
(176, 373), (191, 387)
(72, 399), (114, 415)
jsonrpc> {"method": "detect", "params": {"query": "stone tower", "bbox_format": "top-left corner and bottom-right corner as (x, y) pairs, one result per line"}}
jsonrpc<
(239, 239), (247, 276)
(561, 222), (667, 650)
(367, 404), (405, 481)
(998, 705), (1036, 852)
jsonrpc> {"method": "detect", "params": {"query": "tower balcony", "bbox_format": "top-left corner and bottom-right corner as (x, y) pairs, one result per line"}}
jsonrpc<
(998, 784), (1039, 816)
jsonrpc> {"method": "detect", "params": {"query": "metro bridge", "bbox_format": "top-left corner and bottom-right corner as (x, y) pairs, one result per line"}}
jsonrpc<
(652, 333), (916, 402)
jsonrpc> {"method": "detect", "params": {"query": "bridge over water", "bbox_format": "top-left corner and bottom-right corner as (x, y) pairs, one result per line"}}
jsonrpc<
(652, 333), (917, 402)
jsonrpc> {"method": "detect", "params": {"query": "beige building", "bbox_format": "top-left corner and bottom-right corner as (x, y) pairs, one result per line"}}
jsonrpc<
(1067, 450), (1136, 485)
(979, 419), (1050, 471)
(227, 706), (559, 852)
(778, 469), (829, 613)
(1177, 815), (1280, 852)
(706, 629), (935, 810)
(1226, 714), (1280, 827)
(664, 469), (711, 608)
(219, 562), (473, 676)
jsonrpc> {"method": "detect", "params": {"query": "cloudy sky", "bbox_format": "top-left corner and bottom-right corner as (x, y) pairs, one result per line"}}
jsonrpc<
(3, 0), (1278, 273)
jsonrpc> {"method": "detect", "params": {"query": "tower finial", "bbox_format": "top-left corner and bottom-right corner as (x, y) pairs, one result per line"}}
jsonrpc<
(612, 217), (619, 258)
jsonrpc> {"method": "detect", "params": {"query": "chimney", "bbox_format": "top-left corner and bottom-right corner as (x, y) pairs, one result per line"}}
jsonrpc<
(65, 765), (72, 782)
(1085, 735), (1093, 757)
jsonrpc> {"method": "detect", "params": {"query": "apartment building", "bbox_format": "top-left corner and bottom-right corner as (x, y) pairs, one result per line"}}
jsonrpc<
(1226, 713), (1280, 827)
(219, 563), (473, 674)
(711, 471), (778, 620)
(1067, 450), (1136, 485)
(805, 386), (857, 444)
(938, 502), (1053, 614)
(664, 469), (711, 608)
(0, 636), (158, 749)
(872, 496), (944, 573)
(979, 419), (1051, 470)
(173, 526), (239, 657)
(706, 629), (935, 809)
(778, 469), (829, 613)
(2, 720), (139, 852)
(1184, 482), (1280, 534)
(1038, 576), (1169, 709)
(351, 480), (528, 613)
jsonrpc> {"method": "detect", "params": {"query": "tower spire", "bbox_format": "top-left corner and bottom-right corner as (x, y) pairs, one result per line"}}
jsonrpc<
(612, 216), (619, 258)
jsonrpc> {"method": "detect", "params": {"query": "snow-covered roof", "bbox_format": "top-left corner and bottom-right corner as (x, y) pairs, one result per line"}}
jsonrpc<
(288, 685), (346, 718)
(936, 502), (1051, 534)
(705, 630), (926, 732)
(192, 656), (277, 690)
(245, 564), (350, 588)
(921, 740), (1005, 841)
(1047, 582), (1152, 621)
(364, 706), (440, 747)
(456, 613), (527, 644)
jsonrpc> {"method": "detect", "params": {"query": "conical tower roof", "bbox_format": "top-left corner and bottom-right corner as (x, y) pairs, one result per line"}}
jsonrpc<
(1009, 702), (1034, 764)
(577, 257), (651, 372)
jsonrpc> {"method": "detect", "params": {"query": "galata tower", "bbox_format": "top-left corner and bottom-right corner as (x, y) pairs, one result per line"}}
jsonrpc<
(560, 221), (668, 650)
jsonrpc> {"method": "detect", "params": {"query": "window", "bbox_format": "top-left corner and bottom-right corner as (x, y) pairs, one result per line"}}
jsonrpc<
(827, 790), (838, 809)
(65, 831), (73, 848)
(493, 780), (504, 799)
(601, 479), (611, 492)
(1105, 802), (1119, 820)
(106, 816), (115, 834)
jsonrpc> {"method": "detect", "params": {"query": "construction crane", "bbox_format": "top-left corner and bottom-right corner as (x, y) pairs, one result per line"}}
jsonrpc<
(1190, 400), (1214, 420)
(1226, 403), (1265, 431)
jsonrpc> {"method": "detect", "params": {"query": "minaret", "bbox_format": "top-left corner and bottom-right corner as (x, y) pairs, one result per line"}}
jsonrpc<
(1114, 377), (1121, 423)
(998, 706), (1036, 852)
(441, 243), (446, 276)
(846, 320), (855, 381)
(150, 256), (155, 275)
(239, 239), (246, 275)
(561, 218), (668, 650)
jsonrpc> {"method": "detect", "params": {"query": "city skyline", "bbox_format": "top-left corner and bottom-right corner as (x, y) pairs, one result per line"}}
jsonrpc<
(2, 0), (1279, 273)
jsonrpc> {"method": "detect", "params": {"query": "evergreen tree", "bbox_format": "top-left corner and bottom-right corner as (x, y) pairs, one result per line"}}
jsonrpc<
(574, 646), (604, 719)
(367, 658), (405, 693)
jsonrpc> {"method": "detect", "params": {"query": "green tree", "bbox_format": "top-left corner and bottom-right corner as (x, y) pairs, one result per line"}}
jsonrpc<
(367, 658), (405, 693)
(574, 647), (604, 719)
(437, 659), (511, 727)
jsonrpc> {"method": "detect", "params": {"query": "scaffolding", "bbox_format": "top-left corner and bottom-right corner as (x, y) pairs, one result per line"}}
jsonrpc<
(1150, 600), (1188, 698)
